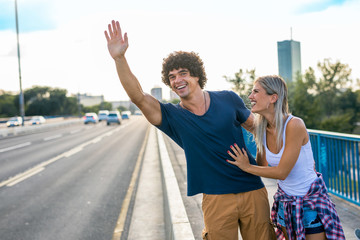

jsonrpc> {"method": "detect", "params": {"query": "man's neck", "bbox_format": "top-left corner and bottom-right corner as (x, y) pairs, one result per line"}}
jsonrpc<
(180, 90), (207, 115)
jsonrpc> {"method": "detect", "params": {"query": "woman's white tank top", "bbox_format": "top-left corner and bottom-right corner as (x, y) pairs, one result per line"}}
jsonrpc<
(264, 115), (317, 196)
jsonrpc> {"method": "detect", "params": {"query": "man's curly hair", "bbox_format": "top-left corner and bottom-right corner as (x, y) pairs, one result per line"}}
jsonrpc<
(161, 51), (207, 89)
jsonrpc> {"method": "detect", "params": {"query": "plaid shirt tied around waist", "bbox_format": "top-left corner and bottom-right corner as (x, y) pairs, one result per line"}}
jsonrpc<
(271, 173), (345, 240)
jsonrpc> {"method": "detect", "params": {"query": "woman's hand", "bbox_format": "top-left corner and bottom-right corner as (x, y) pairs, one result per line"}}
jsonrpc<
(227, 144), (251, 172)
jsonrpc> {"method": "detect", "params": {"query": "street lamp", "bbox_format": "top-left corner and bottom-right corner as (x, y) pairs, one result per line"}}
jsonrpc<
(15, 0), (25, 126)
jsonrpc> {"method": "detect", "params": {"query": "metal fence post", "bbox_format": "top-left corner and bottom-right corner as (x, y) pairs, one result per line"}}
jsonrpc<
(318, 135), (329, 187)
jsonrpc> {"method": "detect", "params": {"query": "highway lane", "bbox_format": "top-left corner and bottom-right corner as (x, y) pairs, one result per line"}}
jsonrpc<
(0, 116), (150, 240)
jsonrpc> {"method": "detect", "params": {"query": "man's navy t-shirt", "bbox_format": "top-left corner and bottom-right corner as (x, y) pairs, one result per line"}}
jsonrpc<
(156, 90), (264, 196)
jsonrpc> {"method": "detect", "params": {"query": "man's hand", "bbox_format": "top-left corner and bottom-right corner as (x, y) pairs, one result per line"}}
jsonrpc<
(104, 20), (128, 60)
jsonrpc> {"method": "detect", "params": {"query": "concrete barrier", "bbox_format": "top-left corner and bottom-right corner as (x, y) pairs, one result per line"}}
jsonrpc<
(157, 128), (195, 240)
(0, 118), (82, 138)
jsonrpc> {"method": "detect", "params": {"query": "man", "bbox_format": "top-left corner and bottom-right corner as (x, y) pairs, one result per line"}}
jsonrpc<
(105, 20), (275, 240)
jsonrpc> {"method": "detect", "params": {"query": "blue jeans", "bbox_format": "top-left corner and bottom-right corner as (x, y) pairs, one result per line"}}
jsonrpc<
(277, 201), (324, 234)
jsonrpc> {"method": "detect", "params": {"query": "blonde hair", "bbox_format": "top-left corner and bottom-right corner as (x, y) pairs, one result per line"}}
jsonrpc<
(253, 75), (289, 155)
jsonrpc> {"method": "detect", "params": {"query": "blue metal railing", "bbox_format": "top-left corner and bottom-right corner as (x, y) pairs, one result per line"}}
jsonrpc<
(242, 128), (360, 206)
(308, 129), (360, 206)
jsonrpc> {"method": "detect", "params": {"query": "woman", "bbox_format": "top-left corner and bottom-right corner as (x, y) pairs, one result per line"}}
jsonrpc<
(226, 75), (345, 240)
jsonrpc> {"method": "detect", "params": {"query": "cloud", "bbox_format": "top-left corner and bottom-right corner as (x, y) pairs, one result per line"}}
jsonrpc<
(296, 0), (347, 14)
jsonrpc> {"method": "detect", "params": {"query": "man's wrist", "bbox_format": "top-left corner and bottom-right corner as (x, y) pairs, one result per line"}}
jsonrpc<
(114, 55), (126, 63)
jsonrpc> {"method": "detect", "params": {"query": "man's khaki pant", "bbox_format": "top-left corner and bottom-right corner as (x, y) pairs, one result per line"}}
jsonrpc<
(202, 187), (276, 240)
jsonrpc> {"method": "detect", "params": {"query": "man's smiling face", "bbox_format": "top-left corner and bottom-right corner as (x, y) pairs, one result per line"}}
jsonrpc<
(169, 68), (199, 98)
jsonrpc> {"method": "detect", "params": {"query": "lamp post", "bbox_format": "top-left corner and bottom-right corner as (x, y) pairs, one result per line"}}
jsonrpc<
(15, 0), (25, 126)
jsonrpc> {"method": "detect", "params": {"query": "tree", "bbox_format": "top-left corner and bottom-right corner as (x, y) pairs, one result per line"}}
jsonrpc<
(223, 69), (255, 108)
(289, 67), (320, 129)
(0, 92), (18, 117)
(320, 113), (354, 133)
(317, 59), (352, 118)
(24, 86), (79, 116)
(99, 101), (113, 111)
(169, 99), (180, 104)
(24, 86), (50, 104)
(117, 106), (128, 112)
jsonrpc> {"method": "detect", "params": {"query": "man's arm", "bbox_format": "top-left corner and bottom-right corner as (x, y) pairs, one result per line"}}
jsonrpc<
(241, 112), (254, 133)
(104, 20), (161, 125)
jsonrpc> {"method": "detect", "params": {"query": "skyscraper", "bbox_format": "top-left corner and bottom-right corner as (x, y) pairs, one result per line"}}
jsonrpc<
(151, 86), (163, 101)
(277, 39), (301, 82)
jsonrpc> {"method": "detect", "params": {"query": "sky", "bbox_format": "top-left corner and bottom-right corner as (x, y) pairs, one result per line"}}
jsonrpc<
(0, 0), (359, 101)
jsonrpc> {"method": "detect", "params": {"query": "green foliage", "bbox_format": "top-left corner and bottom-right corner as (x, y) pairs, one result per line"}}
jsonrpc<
(320, 113), (355, 133)
(0, 92), (18, 117)
(288, 68), (320, 129)
(117, 106), (128, 112)
(82, 101), (113, 114)
(99, 101), (113, 111)
(82, 105), (99, 113)
(169, 98), (180, 104)
(223, 68), (255, 108)
(291, 59), (357, 133)
(24, 87), (78, 116)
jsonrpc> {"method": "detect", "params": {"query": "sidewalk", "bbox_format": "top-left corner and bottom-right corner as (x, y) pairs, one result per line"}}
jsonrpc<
(127, 126), (194, 240)
(129, 126), (360, 240)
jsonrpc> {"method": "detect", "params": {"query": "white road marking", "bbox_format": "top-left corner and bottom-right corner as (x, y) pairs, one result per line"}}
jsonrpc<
(70, 129), (81, 134)
(91, 136), (103, 144)
(0, 142), (31, 153)
(43, 134), (62, 141)
(64, 147), (83, 158)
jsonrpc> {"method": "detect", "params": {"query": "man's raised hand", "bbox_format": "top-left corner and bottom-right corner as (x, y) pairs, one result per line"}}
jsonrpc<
(104, 20), (128, 60)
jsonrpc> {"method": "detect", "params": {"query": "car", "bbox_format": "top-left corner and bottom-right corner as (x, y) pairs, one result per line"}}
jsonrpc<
(84, 112), (99, 124)
(98, 110), (109, 122)
(6, 116), (23, 127)
(134, 110), (142, 115)
(121, 111), (131, 120)
(121, 113), (129, 120)
(107, 111), (121, 125)
(30, 116), (46, 125)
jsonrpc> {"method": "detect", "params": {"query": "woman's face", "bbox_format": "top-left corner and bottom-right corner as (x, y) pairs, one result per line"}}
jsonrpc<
(248, 82), (275, 114)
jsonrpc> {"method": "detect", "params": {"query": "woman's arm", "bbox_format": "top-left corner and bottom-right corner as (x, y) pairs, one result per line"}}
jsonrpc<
(228, 117), (307, 180)
(256, 147), (268, 166)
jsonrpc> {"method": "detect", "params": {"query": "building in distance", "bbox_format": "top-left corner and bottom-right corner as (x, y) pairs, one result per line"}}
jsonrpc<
(78, 93), (104, 107)
(277, 38), (302, 82)
(169, 90), (180, 101)
(151, 86), (163, 101)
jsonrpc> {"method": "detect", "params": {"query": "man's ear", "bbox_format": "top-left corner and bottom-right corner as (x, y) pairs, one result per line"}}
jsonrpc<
(270, 94), (278, 103)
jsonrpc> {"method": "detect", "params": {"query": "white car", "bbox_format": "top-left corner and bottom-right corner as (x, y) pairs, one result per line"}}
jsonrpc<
(6, 116), (23, 127)
(84, 112), (99, 124)
(106, 111), (121, 125)
(98, 110), (109, 121)
(30, 116), (46, 125)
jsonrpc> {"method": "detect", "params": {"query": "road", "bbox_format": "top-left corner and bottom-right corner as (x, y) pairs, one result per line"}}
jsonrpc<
(0, 116), (149, 240)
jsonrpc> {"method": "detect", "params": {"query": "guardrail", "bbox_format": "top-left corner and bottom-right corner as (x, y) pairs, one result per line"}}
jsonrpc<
(242, 128), (360, 207)
(308, 129), (360, 207)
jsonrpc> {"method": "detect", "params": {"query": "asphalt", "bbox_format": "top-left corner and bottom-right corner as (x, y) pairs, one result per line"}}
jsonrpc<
(127, 125), (360, 240)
